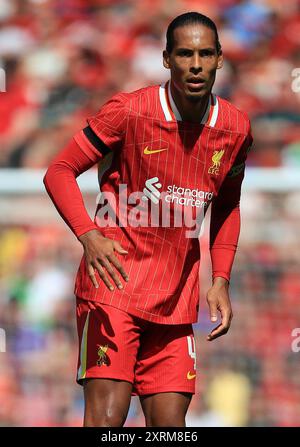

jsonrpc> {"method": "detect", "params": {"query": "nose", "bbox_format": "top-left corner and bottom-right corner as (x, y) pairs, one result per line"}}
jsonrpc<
(190, 52), (202, 72)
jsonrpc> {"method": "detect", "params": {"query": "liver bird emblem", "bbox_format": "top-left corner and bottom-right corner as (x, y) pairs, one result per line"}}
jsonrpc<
(96, 344), (109, 366)
(208, 149), (225, 175)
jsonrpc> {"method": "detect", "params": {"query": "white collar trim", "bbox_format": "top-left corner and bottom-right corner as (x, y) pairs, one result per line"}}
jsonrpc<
(159, 80), (219, 127)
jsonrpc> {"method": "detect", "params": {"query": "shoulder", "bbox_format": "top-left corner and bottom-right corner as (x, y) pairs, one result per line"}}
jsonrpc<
(215, 95), (251, 136)
(104, 85), (161, 118)
(87, 85), (161, 134)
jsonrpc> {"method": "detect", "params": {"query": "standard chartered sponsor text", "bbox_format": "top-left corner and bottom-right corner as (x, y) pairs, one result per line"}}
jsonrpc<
(166, 184), (213, 208)
(95, 183), (213, 236)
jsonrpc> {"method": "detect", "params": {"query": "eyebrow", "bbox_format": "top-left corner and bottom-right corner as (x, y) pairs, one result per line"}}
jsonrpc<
(175, 46), (216, 52)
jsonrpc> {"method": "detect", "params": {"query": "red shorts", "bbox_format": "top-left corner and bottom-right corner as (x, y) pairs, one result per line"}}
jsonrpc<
(76, 297), (197, 396)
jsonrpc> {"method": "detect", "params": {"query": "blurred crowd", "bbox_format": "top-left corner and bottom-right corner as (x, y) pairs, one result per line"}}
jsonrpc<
(0, 0), (300, 168)
(1, 0), (300, 427)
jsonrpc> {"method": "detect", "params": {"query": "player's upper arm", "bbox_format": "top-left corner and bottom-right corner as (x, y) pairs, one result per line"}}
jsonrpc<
(212, 119), (253, 210)
(226, 118), (253, 180)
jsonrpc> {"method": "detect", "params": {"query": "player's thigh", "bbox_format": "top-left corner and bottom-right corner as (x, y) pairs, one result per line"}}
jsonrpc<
(140, 391), (193, 427)
(76, 297), (142, 425)
(83, 378), (132, 426)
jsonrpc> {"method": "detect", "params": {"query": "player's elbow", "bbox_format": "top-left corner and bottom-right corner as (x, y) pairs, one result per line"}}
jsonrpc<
(43, 162), (59, 193)
(43, 167), (50, 190)
(43, 163), (54, 188)
(43, 159), (70, 183)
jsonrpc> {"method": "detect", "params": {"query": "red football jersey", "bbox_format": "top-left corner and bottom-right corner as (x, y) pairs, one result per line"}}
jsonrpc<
(73, 81), (252, 324)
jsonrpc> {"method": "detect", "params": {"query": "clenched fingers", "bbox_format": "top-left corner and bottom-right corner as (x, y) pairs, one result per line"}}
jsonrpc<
(207, 308), (233, 341)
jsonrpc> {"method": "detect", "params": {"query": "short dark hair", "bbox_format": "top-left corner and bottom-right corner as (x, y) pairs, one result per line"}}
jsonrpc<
(166, 12), (222, 55)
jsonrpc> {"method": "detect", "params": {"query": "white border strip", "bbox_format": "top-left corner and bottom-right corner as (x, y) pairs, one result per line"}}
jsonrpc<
(77, 311), (90, 381)
(167, 81), (182, 121)
(159, 82), (173, 121)
(200, 94), (211, 125)
(208, 94), (219, 127)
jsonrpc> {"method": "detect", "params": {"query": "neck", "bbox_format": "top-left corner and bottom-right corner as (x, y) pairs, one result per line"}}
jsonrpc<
(170, 81), (210, 123)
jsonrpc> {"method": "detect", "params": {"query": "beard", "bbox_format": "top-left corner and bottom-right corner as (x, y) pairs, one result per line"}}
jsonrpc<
(185, 91), (207, 102)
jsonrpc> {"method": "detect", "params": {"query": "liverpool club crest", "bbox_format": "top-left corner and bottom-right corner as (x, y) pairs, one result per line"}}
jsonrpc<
(208, 149), (225, 175)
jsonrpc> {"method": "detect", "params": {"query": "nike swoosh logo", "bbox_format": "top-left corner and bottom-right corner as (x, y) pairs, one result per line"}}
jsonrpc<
(144, 146), (168, 155)
(187, 371), (196, 380)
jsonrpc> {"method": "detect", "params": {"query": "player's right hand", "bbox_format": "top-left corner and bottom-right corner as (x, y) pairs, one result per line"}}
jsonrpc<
(78, 229), (129, 291)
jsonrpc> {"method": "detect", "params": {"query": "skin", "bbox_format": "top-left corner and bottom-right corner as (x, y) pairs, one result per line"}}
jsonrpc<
(79, 23), (232, 427)
(163, 24), (223, 122)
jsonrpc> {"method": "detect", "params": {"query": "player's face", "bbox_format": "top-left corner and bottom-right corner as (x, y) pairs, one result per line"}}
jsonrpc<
(163, 24), (223, 101)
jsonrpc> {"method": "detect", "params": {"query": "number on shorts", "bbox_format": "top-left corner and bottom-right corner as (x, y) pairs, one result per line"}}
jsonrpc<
(187, 335), (196, 370)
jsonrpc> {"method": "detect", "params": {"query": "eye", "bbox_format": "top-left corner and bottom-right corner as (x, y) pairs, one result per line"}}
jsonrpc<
(200, 50), (215, 57)
(178, 50), (192, 57)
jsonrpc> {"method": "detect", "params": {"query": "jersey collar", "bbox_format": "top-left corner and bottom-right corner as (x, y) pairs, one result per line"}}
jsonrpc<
(159, 80), (219, 127)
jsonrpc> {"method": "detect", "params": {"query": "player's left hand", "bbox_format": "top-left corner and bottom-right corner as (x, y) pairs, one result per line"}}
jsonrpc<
(206, 277), (233, 341)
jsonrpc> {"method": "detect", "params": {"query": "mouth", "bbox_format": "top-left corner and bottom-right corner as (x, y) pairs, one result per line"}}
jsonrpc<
(186, 77), (206, 90)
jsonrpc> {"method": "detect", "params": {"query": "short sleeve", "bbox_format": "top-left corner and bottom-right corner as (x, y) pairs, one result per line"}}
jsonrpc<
(87, 93), (128, 151)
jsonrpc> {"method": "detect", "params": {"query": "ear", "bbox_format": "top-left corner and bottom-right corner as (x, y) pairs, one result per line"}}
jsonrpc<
(163, 50), (170, 69)
(217, 51), (224, 70)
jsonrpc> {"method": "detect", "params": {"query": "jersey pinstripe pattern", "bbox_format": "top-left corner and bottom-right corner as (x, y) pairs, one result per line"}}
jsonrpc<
(74, 83), (252, 324)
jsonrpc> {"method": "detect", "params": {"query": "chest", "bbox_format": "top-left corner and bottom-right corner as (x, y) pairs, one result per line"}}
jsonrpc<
(121, 118), (245, 197)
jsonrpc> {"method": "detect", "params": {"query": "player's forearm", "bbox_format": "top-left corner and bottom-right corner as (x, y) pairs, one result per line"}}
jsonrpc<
(209, 203), (241, 283)
(43, 138), (100, 239)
